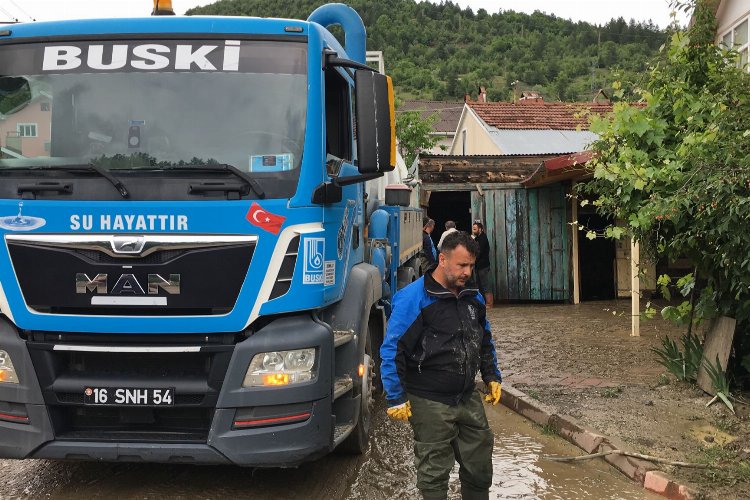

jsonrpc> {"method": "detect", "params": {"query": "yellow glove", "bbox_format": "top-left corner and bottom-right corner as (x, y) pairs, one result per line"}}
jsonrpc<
(386, 401), (412, 421)
(484, 381), (502, 405)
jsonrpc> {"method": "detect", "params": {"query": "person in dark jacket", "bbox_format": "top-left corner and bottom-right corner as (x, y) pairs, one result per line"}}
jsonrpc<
(472, 221), (493, 308)
(381, 231), (502, 500)
(420, 217), (437, 271)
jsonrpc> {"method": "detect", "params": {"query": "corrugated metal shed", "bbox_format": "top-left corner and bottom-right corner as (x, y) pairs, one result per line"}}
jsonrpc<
(487, 129), (598, 155)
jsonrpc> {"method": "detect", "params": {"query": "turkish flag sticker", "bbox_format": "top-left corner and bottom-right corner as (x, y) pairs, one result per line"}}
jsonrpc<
(246, 202), (286, 234)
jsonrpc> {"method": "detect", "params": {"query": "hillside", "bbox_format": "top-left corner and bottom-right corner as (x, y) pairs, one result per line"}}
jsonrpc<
(186, 0), (667, 102)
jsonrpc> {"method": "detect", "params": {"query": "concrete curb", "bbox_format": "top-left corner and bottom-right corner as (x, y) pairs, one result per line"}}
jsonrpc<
(501, 383), (701, 500)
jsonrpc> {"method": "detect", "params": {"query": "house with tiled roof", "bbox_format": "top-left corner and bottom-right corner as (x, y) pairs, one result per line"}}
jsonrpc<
(398, 100), (463, 154)
(419, 93), (657, 306)
(449, 94), (612, 156)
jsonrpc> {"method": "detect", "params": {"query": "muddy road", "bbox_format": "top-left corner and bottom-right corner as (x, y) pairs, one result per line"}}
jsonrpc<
(1, 400), (655, 499)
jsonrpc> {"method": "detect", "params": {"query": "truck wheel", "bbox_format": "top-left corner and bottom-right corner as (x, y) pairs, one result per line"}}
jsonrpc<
(338, 322), (376, 454)
(397, 266), (416, 290)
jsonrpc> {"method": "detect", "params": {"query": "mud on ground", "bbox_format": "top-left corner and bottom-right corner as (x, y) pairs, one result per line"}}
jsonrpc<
(488, 300), (750, 499)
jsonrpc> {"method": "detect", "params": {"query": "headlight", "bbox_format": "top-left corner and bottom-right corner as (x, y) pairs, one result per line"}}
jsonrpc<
(0, 350), (19, 384)
(243, 348), (317, 387)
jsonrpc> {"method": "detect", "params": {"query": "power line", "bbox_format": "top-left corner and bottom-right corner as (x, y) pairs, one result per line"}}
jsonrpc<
(8, 0), (34, 21)
(0, 5), (18, 22)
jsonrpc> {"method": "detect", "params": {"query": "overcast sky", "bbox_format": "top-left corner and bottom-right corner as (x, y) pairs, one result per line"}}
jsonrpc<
(3, 0), (688, 29)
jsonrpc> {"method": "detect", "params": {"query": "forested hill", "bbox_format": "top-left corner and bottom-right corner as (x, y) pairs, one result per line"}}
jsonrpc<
(186, 0), (667, 102)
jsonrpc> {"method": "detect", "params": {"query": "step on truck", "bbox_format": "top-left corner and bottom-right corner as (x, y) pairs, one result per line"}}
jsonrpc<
(0, 1), (422, 465)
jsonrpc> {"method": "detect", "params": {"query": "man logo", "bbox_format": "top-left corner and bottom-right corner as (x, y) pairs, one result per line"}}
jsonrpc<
(76, 273), (180, 295)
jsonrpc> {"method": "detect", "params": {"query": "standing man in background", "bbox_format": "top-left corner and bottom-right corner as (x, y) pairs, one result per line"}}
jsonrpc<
(437, 220), (457, 251)
(472, 222), (493, 308)
(421, 217), (437, 271)
(380, 231), (502, 500)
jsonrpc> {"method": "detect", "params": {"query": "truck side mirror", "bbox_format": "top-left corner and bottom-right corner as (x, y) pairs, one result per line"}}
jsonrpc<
(354, 70), (395, 174)
(0, 76), (31, 115)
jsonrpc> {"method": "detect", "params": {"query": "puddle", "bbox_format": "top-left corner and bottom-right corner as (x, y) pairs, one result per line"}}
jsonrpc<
(347, 402), (659, 499)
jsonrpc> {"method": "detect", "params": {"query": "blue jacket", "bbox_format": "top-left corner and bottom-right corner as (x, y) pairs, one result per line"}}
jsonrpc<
(380, 271), (501, 406)
(422, 231), (436, 265)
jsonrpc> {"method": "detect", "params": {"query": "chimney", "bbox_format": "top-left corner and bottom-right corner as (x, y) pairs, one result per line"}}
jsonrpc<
(464, 93), (471, 103)
(519, 91), (544, 104)
(478, 86), (487, 103)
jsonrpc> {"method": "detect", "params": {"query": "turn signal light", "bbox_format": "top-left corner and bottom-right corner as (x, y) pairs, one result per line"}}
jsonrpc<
(262, 373), (290, 386)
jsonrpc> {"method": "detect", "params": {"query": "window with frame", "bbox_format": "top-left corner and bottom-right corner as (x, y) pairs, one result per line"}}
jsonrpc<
(17, 123), (37, 137)
(325, 68), (352, 164)
(720, 18), (749, 68)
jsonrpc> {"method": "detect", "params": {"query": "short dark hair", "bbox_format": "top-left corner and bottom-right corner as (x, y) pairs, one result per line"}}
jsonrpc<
(473, 221), (484, 231)
(423, 216), (434, 228)
(445, 220), (456, 230)
(441, 231), (478, 257)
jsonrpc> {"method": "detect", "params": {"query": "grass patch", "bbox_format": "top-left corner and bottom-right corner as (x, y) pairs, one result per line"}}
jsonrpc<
(713, 415), (739, 434)
(600, 386), (623, 398)
(532, 422), (558, 436)
(524, 388), (540, 400)
(656, 373), (671, 386)
(687, 446), (750, 485)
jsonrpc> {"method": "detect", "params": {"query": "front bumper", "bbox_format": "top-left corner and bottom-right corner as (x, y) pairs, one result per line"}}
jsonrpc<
(0, 314), (336, 466)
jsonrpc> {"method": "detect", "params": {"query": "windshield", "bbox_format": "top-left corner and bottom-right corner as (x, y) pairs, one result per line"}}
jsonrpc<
(0, 39), (307, 193)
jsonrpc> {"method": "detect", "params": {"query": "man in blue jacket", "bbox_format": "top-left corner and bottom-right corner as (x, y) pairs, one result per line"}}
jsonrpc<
(380, 231), (502, 500)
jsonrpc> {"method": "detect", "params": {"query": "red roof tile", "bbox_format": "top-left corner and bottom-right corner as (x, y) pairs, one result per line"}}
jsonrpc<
(468, 101), (615, 130)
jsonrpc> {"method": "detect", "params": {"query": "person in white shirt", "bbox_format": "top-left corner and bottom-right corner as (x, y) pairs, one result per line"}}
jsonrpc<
(437, 220), (458, 251)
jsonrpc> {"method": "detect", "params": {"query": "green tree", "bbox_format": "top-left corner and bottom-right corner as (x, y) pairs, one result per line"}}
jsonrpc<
(395, 110), (440, 172)
(583, 0), (750, 326)
(188, 0), (667, 102)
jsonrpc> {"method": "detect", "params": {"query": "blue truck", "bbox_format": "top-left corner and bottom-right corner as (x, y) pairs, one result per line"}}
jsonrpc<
(0, 2), (422, 465)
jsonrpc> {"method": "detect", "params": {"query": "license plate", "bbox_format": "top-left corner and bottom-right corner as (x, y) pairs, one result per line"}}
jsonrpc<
(83, 387), (174, 406)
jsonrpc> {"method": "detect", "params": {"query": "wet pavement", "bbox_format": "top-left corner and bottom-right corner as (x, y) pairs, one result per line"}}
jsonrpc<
(0, 399), (657, 499)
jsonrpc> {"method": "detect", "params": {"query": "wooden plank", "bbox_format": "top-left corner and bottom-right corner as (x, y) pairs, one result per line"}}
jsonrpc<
(505, 189), (519, 300)
(550, 191), (565, 301)
(470, 191), (483, 226)
(560, 185), (570, 300)
(516, 190), (530, 300)
(493, 190), (509, 301)
(571, 183), (580, 304)
(528, 189), (541, 300)
(631, 239), (640, 337)
(483, 190), (497, 297)
(421, 183), (524, 192)
(697, 316), (737, 395)
(538, 187), (552, 300)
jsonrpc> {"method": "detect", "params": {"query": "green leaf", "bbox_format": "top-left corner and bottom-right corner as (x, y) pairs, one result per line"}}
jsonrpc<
(716, 392), (735, 414)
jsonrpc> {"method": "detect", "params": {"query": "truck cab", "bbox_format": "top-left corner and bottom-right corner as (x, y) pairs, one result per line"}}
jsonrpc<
(0, 4), (404, 465)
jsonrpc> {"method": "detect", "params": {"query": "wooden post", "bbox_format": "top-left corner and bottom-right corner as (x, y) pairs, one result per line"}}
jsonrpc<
(697, 316), (737, 395)
(631, 238), (640, 337)
(571, 183), (580, 304)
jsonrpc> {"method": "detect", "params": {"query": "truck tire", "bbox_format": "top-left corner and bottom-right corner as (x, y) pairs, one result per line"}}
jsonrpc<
(397, 266), (416, 290)
(338, 320), (377, 454)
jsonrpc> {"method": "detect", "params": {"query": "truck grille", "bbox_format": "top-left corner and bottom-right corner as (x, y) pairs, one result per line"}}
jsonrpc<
(26, 333), (235, 443)
(6, 234), (256, 316)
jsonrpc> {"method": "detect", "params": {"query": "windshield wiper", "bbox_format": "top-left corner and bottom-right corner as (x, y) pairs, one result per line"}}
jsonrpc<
(6, 164), (130, 199)
(87, 163), (130, 198)
(161, 163), (265, 199)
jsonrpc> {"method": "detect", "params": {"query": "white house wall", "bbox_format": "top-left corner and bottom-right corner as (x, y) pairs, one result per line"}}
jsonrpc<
(449, 105), (502, 155)
(716, 0), (750, 35)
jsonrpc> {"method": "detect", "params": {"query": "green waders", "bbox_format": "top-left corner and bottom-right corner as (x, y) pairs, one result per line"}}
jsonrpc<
(407, 390), (494, 500)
